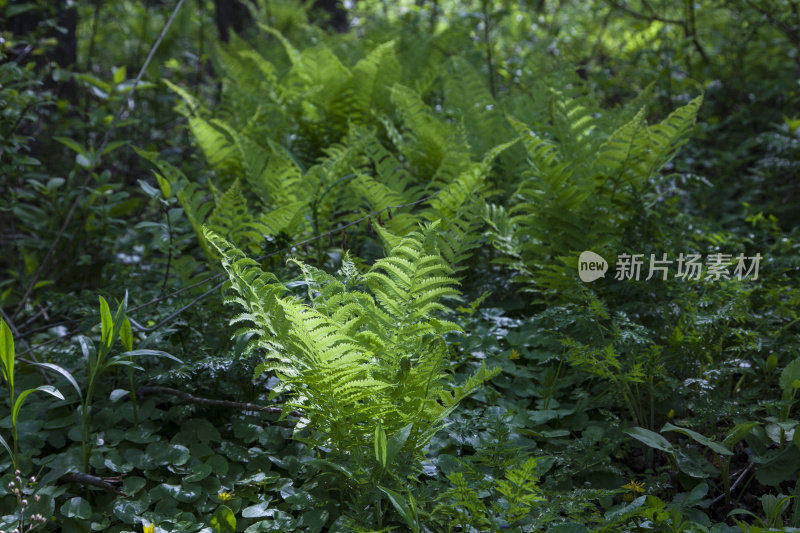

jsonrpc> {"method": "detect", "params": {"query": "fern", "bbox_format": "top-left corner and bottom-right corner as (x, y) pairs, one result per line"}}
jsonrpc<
(206, 224), (499, 458)
(486, 91), (704, 301)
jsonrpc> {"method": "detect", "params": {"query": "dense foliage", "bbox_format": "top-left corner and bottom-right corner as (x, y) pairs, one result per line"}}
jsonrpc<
(1, 0), (799, 531)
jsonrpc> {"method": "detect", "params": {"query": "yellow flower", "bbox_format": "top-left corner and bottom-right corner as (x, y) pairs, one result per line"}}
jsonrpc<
(218, 490), (234, 502)
(143, 523), (155, 533)
(667, 409), (675, 419)
(622, 480), (645, 493)
(509, 349), (521, 360)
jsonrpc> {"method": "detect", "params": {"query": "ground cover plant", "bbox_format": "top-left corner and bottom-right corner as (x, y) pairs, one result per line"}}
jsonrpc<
(1, 0), (799, 531)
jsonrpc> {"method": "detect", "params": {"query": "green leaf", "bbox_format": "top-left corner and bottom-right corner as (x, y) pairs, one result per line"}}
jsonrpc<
(119, 317), (133, 352)
(6, 3), (38, 17)
(99, 296), (114, 349)
(61, 496), (92, 519)
(386, 423), (412, 467)
(112, 66), (126, 85)
(110, 291), (129, 350)
(145, 442), (190, 466)
(781, 358), (800, 392)
(156, 173), (172, 198)
(661, 422), (733, 455)
(31, 362), (82, 402)
(76, 153), (93, 169)
(0, 433), (13, 461)
(304, 459), (354, 479)
(378, 486), (418, 533)
(109, 389), (129, 402)
(116, 349), (183, 364)
(112, 493), (149, 524)
(13, 385), (64, 426)
(723, 422), (759, 449)
(102, 140), (129, 156)
(623, 427), (674, 454)
(210, 505), (236, 533)
(0, 318), (14, 388)
(103, 359), (144, 372)
(242, 501), (273, 518)
(374, 421), (387, 469)
(675, 448), (716, 479)
(54, 136), (89, 158)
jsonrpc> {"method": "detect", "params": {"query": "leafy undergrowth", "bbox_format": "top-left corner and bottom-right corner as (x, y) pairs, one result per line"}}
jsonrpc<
(2, 0), (800, 532)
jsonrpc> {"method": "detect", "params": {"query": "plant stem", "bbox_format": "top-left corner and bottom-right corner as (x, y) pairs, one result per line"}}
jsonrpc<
(481, 0), (496, 99)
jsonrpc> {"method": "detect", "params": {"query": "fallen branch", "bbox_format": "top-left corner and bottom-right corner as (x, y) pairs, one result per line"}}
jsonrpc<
(60, 472), (126, 496)
(710, 462), (755, 507)
(125, 386), (302, 418)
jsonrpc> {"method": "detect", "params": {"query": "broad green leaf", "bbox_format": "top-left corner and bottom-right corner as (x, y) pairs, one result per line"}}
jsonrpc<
(675, 448), (716, 478)
(61, 496), (92, 519)
(120, 317), (133, 352)
(0, 318), (14, 387)
(242, 500), (273, 518)
(661, 422), (732, 455)
(13, 385), (64, 425)
(112, 492), (150, 524)
(210, 505), (236, 533)
(99, 296), (114, 348)
(623, 427), (674, 454)
(112, 65), (126, 85)
(156, 173), (172, 198)
(724, 422), (759, 449)
(781, 358), (800, 392)
(386, 423), (412, 467)
(109, 291), (129, 351)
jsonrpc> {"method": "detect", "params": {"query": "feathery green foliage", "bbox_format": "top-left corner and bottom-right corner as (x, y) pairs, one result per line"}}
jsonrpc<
(206, 223), (499, 458)
(487, 93), (704, 302)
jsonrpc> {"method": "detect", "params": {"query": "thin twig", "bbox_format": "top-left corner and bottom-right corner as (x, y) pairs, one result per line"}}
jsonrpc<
(59, 472), (126, 496)
(124, 385), (302, 417)
(710, 462), (755, 506)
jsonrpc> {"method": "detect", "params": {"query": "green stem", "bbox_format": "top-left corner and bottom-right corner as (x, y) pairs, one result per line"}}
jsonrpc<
(8, 383), (16, 469)
(481, 0), (496, 99)
(722, 456), (731, 510)
(128, 365), (138, 425)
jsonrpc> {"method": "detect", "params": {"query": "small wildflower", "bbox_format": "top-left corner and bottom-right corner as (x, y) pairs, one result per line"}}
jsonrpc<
(667, 409), (675, 419)
(509, 349), (521, 360)
(217, 490), (234, 502)
(622, 479), (646, 493)
(622, 479), (645, 501)
(142, 522), (155, 533)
